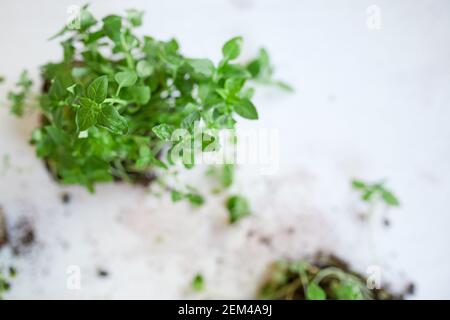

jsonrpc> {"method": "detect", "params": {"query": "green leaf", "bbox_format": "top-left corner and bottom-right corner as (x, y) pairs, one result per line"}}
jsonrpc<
(188, 59), (215, 77)
(130, 85), (151, 105)
(191, 273), (204, 291)
(226, 195), (251, 224)
(333, 282), (363, 300)
(171, 190), (184, 202)
(126, 9), (144, 27)
(221, 164), (234, 188)
(222, 36), (243, 61)
(115, 71), (137, 92)
(76, 100), (99, 131)
(181, 111), (200, 129)
(362, 190), (374, 201)
(152, 124), (173, 141)
(187, 193), (204, 207)
(306, 283), (326, 300)
(97, 105), (128, 134)
(66, 83), (83, 96)
(78, 7), (97, 31)
(382, 190), (399, 206)
(49, 77), (67, 101)
(136, 60), (154, 78)
(225, 78), (245, 95)
(87, 75), (108, 103)
(275, 80), (294, 92)
(233, 98), (258, 120)
(352, 179), (366, 190)
(102, 15), (122, 42)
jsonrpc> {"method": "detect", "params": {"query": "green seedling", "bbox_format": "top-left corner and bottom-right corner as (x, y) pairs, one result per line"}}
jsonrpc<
(351, 179), (399, 207)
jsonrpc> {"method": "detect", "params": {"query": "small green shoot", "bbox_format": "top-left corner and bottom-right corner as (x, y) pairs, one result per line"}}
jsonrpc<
(352, 179), (399, 207)
(191, 273), (204, 291)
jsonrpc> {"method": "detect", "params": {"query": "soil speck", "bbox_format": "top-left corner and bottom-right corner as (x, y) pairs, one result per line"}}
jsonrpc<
(10, 217), (35, 256)
(97, 268), (109, 278)
(0, 207), (8, 247)
(61, 192), (71, 204)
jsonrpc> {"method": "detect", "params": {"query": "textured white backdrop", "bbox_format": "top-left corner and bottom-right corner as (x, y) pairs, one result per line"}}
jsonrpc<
(0, 0), (449, 299)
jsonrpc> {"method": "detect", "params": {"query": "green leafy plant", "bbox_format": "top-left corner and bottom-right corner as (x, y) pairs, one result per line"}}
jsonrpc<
(258, 255), (398, 300)
(0, 266), (16, 300)
(8, 6), (288, 192)
(352, 179), (399, 207)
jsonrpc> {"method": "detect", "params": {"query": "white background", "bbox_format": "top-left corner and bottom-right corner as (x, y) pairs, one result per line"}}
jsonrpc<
(0, 0), (449, 299)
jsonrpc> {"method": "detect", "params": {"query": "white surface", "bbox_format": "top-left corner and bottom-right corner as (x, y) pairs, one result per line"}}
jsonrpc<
(0, 0), (449, 299)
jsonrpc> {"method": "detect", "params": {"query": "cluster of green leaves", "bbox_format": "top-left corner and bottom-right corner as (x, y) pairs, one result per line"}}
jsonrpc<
(9, 6), (286, 192)
(0, 266), (16, 300)
(352, 179), (399, 207)
(258, 259), (371, 300)
(7, 71), (33, 116)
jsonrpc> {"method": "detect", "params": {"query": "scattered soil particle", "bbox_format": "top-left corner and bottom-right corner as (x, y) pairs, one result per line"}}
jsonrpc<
(9, 217), (36, 256)
(61, 192), (71, 204)
(258, 236), (272, 247)
(357, 212), (368, 222)
(0, 207), (8, 247)
(383, 218), (391, 228)
(406, 282), (415, 295)
(97, 268), (109, 278)
(286, 227), (295, 234)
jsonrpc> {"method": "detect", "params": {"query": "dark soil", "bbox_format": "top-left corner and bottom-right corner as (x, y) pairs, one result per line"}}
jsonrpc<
(61, 192), (71, 204)
(97, 268), (109, 278)
(9, 217), (35, 256)
(0, 207), (36, 256)
(0, 207), (8, 248)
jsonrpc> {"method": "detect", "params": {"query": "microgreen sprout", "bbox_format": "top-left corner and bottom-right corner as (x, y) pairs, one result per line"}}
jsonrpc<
(351, 179), (399, 207)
